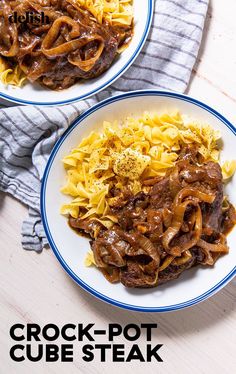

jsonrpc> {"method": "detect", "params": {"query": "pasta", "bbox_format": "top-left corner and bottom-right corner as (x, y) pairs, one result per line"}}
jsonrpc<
(61, 111), (234, 223)
(61, 111), (236, 288)
(76, 0), (133, 26)
(0, 57), (26, 87)
(221, 160), (236, 180)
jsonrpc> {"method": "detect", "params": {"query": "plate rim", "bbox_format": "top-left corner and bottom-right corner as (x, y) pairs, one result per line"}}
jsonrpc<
(0, 0), (154, 107)
(41, 90), (236, 312)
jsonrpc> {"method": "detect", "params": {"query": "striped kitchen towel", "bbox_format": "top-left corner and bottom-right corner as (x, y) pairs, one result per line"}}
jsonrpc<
(0, 0), (209, 251)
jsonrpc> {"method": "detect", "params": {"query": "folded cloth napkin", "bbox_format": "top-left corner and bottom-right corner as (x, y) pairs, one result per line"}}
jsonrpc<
(0, 0), (209, 251)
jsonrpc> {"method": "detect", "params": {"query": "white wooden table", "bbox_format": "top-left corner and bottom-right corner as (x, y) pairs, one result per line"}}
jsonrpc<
(0, 1), (236, 372)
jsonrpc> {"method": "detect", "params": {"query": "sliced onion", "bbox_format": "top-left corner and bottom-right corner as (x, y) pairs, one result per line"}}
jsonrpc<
(169, 166), (182, 198)
(138, 235), (160, 266)
(174, 187), (215, 207)
(162, 200), (198, 254)
(159, 255), (175, 271)
(197, 239), (229, 253)
(172, 250), (192, 266)
(101, 268), (120, 283)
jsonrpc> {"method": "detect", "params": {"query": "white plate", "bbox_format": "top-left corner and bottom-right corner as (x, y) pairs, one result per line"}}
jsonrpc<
(41, 91), (236, 312)
(0, 0), (153, 106)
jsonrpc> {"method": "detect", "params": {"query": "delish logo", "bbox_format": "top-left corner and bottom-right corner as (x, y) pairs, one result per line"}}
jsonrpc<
(8, 11), (50, 25)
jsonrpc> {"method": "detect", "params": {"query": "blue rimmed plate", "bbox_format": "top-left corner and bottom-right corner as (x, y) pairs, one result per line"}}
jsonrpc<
(0, 0), (154, 106)
(41, 90), (236, 312)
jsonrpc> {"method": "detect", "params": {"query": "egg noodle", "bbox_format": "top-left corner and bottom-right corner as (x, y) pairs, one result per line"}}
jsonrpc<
(60, 112), (236, 231)
(0, 0), (133, 87)
(0, 57), (26, 87)
(76, 0), (133, 25)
